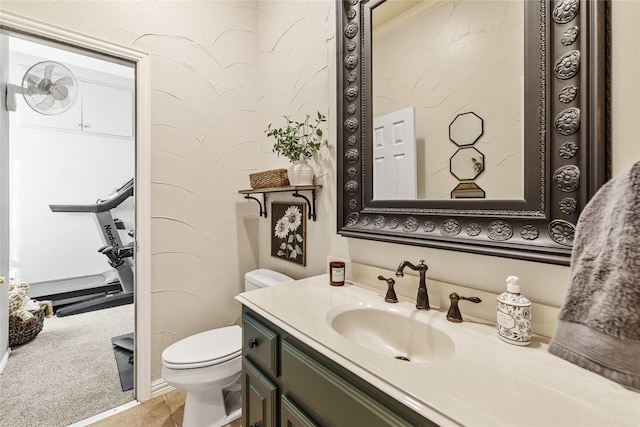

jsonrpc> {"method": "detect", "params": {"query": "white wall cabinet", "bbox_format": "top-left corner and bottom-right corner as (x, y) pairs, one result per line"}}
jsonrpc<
(18, 80), (134, 138)
(80, 82), (134, 137)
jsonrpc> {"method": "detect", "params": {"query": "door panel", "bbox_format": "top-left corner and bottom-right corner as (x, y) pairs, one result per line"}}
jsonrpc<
(373, 106), (417, 200)
(0, 31), (10, 371)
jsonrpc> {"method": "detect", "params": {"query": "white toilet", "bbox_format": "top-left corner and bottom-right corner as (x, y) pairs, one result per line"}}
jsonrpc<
(161, 269), (292, 427)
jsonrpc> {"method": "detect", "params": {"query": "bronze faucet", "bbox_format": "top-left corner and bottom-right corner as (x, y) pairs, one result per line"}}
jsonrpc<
(396, 259), (429, 310)
(378, 276), (398, 303)
(446, 292), (482, 322)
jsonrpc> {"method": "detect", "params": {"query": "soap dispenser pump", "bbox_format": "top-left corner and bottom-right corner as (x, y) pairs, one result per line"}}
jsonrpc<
(497, 276), (532, 346)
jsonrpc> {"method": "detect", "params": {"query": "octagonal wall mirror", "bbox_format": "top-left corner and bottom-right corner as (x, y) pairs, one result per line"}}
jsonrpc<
(450, 148), (484, 181)
(337, 0), (610, 265)
(449, 112), (484, 148)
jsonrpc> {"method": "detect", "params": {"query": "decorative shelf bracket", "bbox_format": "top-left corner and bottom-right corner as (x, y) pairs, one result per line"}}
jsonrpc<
(243, 193), (267, 218)
(292, 189), (317, 221)
(238, 185), (322, 221)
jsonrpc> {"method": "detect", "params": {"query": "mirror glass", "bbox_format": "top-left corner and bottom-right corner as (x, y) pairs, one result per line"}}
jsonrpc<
(371, 0), (524, 200)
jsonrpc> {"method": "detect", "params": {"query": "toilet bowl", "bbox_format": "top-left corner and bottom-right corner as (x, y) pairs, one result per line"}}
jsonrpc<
(161, 326), (242, 427)
(161, 269), (292, 427)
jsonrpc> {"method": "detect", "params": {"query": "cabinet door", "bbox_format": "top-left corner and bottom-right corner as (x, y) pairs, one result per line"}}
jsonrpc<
(281, 395), (318, 427)
(282, 339), (436, 427)
(243, 358), (277, 427)
(81, 81), (134, 137)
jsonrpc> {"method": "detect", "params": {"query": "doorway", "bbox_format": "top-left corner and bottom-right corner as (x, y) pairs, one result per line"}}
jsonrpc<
(0, 25), (147, 425)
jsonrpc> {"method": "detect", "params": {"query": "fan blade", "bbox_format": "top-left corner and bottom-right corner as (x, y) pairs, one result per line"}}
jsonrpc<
(60, 96), (71, 108)
(44, 64), (54, 81)
(26, 76), (40, 95)
(40, 95), (55, 109)
(54, 76), (75, 87)
(36, 97), (53, 111)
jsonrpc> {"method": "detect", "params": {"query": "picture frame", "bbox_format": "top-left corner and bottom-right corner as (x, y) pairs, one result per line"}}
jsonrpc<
(271, 202), (306, 266)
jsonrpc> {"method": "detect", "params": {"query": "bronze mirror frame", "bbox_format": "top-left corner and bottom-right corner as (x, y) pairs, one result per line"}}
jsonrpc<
(336, 0), (610, 265)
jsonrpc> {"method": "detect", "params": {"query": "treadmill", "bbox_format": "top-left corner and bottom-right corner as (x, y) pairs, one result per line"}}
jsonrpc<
(29, 179), (135, 316)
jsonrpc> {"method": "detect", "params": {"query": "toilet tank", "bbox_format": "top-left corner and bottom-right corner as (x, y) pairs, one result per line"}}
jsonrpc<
(245, 269), (292, 292)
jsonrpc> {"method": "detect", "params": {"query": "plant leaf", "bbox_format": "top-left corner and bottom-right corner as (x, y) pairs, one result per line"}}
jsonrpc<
(288, 235), (294, 243)
(296, 234), (303, 242)
(277, 250), (285, 256)
(295, 245), (303, 255)
(280, 242), (286, 250)
(290, 250), (297, 259)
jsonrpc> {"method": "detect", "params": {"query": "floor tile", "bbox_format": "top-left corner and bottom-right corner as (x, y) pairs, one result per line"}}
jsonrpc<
(89, 394), (174, 427)
(89, 389), (241, 427)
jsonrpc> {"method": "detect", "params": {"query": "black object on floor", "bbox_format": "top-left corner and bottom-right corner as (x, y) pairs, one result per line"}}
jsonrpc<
(111, 333), (134, 392)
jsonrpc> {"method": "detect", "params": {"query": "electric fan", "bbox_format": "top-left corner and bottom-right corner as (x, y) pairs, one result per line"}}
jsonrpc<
(21, 61), (78, 115)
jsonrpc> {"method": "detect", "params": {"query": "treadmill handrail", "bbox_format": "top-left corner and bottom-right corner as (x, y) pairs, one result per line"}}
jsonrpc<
(49, 179), (134, 213)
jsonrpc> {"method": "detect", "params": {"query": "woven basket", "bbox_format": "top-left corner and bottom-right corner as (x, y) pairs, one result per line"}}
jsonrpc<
(9, 305), (46, 347)
(249, 168), (289, 189)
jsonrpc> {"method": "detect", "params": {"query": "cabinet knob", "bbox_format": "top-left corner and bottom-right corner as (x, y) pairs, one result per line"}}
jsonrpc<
(248, 338), (258, 348)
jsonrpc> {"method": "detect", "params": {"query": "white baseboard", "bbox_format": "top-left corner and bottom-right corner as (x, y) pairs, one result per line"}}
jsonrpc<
(151, 378), (175, 398)
(0, 348), (11, 374)
(68, 400), (140, 426)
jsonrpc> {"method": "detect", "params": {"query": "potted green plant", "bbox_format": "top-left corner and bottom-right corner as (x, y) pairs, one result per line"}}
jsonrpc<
(265, 111), (327, 185)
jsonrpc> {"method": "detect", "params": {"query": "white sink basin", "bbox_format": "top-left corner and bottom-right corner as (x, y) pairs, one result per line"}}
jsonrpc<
(326, 302), (455, 362)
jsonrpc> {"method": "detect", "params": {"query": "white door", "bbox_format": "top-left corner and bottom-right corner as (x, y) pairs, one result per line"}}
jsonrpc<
(372, 106), (417, 200)
(0, 32), (10, 372)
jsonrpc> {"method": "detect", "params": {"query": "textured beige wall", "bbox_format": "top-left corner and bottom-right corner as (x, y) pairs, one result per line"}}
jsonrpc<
(256, 0), (335, 279)
(0, 1), (260, 383)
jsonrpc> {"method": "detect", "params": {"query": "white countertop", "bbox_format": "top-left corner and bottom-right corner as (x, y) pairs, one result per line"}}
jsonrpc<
(236, 275), (640, 427)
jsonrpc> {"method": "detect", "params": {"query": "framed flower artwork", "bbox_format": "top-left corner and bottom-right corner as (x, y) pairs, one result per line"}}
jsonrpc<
(271, 202), (306, 266)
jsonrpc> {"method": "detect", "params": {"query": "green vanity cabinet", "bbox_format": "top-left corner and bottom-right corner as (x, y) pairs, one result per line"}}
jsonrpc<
(241, 307), (438, 427)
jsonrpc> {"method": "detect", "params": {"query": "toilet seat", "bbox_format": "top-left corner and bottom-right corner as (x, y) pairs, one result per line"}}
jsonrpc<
(162, 325), (241, 370)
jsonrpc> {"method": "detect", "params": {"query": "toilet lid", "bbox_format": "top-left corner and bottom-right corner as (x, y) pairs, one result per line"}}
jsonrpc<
(162, 325), (242, 369)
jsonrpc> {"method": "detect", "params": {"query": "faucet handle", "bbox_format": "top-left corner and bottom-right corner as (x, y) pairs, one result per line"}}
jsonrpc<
(446, 292), (481, 323)
(378, 275), (399, 303)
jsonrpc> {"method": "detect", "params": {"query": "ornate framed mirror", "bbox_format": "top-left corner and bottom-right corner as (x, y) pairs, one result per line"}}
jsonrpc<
(337, 0), (610, 265)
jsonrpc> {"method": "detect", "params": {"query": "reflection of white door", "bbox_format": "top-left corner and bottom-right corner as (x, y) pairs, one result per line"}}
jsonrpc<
(373, 106), (416, 200)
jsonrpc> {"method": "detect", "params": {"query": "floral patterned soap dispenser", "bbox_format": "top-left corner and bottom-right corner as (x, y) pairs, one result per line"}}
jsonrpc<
(497, 276), (532, 346)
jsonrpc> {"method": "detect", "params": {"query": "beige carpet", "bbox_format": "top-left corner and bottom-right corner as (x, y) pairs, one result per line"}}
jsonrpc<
(0, 304), (135, 427)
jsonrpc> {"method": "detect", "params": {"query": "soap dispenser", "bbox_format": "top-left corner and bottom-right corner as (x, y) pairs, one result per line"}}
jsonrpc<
(497, 276), (532, 346)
